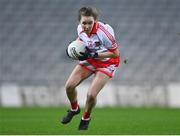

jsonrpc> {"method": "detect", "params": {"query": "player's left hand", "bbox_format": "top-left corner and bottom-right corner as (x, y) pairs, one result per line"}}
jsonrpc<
(78, 47), (98, 61)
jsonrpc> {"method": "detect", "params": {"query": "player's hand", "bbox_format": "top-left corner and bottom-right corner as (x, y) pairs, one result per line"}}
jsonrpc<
(78, 47), (98, 61)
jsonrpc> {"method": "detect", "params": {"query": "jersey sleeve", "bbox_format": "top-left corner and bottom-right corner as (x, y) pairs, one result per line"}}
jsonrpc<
(77, 25), (84, 41)
(98, 24), (118, 51)
(77, 25), (81, 36)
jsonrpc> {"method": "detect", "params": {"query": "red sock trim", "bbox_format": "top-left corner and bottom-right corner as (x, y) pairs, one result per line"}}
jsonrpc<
(83, 112), (90, 120)
(71, 101), (78, 110)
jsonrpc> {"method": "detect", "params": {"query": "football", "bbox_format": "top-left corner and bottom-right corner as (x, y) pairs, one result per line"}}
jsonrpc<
(67, 40), (86, 60)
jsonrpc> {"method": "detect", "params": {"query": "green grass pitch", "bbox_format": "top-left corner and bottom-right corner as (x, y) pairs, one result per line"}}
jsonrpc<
(0, 107), (180, 135)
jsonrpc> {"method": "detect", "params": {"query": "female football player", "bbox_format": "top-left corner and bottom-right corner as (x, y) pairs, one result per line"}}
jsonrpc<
(61, 7), (120, 130)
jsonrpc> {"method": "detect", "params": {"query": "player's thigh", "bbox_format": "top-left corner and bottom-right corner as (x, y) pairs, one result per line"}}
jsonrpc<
(65, 64), (93, 88)
(88, 71), (110, 97)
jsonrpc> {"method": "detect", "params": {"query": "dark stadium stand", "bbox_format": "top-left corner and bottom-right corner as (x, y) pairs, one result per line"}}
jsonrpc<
(0, 0), (180, 85)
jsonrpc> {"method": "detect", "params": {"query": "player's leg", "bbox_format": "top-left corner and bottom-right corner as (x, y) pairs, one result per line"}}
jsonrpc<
(78, 71), (110, 130)
(61, 64), (93, 124)
(65, 64), (92, 103)
(85, 72), (110, 113)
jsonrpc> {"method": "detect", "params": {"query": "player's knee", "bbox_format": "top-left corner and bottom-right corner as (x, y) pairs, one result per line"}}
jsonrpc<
(87, 93), (96, 102)
(65, 83), (76, 92)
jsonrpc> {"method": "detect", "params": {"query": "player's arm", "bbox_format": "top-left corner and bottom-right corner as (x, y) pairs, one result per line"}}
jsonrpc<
(97, 24), (120, 58)
(78, 46), (119, 60)
(97, 48), (119, 58)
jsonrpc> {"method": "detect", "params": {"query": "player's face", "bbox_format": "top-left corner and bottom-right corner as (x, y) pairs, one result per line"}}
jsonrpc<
(80, 16), (95, 34)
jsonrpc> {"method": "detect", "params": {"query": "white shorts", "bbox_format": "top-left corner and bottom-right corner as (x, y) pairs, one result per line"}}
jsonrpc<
(79, 60), (118, 78)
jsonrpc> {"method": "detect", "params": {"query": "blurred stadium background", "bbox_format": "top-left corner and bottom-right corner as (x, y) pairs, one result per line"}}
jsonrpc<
(0, 0), (180, 108)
